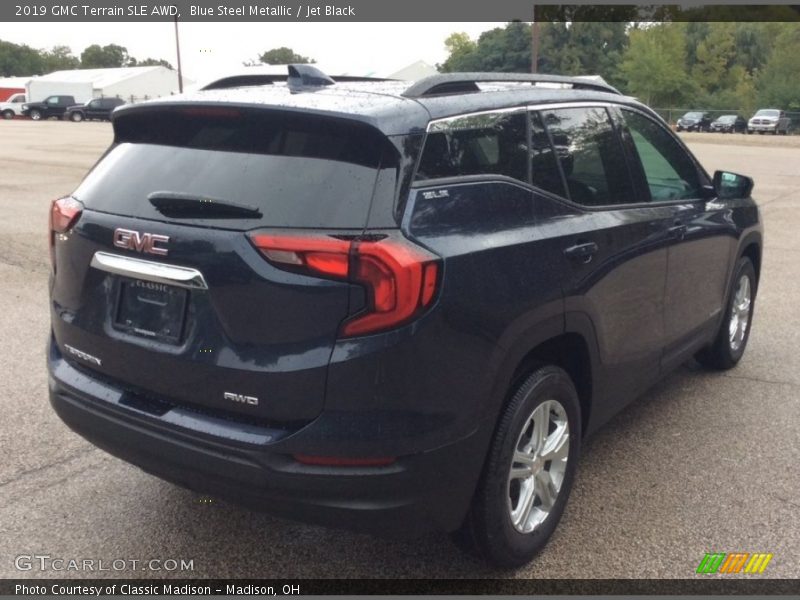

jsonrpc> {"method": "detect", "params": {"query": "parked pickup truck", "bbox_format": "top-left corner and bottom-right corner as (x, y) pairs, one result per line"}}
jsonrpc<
(65, 97), (126, 122)
(747, 109), (792, 135)
(0, 93), (27, 119)
(21, 95), (77, 120)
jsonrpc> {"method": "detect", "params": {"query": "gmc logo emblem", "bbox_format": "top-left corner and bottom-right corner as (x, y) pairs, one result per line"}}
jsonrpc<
(113, 228), (170, 256)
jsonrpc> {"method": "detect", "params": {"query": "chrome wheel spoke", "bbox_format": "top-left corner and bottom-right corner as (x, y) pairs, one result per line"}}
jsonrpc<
(728, 274), (752, 351)
(540, 423), (569, 463)
(507, 398), (570, 534)
(534, 470), (557, 510)
(531, 402), (550, 454)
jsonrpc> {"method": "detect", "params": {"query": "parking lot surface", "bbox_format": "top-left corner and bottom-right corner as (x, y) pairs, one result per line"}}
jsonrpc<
(0, 121), (798, 579)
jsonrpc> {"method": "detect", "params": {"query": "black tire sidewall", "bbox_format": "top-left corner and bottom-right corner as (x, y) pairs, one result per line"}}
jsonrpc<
(721, 258), (757, 364)
(473, 366), (581, 567)
(699, 257), (757, 370)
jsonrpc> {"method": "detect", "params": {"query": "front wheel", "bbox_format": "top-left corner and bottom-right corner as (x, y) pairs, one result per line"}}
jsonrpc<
(696, 257), (756, 370)
(71, 112), (84, 122)
(1, 110), (13, 120)
(454, 365), (581, 568)
(29, 109), (42, 121)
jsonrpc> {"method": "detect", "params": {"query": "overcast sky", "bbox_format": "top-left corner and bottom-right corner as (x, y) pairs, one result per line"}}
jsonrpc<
(0, 22), (502, 82)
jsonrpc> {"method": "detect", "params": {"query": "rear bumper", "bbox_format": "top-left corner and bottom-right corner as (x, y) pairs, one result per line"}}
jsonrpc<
(47, 337), (482, 537)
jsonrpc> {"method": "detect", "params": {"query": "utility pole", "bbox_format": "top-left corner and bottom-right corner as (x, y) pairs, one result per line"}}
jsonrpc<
(531, 19), (540, 74)
(174, 15), (183, 93)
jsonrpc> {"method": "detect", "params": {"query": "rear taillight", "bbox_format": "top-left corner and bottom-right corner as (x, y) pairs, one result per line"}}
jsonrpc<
(249, 231), (440, 337)
(49, 197), (83, 269)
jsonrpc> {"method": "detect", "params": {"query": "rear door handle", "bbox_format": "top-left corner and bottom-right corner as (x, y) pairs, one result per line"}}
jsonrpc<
(563, 241), (599, 263)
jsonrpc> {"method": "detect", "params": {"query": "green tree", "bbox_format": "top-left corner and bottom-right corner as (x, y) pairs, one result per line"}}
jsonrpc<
(135, 57), (174, 69)
(538, 22), (629, 88)
(0, 39), (44, 76)
(692, 23), (735, 94)
(757, 26), (800, 110)
(257, 47), (313, 65)
(438, 32), (478, 71)
(81, 44), (132, 68)
(620, 24), (692, 106)
(40, 45), (80, 72)
(439, 22), (531, 72)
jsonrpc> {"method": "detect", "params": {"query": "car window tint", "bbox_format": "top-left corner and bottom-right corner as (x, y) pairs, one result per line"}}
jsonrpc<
(540, 107), (635, 206)
(416, 111), (527, 183)
(529, 111), (567, 198)
(621, 109), (703, 202)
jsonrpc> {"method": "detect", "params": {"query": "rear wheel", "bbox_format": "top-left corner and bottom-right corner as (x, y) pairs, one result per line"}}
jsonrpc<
(454, 365), (581, 568)
(29, 109), (41, 121)
(696, 257), (756, 370)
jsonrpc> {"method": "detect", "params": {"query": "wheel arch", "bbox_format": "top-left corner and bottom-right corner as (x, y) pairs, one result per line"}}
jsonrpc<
(491, 314), (599, 438)
(740, 238), (762, 286)
(509, 332), (594, 436)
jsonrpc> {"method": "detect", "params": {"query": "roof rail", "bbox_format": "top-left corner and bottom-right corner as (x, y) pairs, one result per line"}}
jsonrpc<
(201, 65), (394, 91)
(401, 73), (621, 98)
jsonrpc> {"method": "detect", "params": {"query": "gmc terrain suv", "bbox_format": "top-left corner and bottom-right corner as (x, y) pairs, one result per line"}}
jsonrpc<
(48, 66), (762, 567)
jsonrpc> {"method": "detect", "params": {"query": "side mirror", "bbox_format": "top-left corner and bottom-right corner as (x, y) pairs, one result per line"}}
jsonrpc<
(713, 170), (754, 200)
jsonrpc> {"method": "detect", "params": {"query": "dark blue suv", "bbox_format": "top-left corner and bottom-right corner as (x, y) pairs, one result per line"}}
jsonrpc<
(48, 67), (762, 567)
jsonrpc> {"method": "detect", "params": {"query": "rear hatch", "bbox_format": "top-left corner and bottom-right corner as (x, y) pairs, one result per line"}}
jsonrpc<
(50, 104), (399, 424)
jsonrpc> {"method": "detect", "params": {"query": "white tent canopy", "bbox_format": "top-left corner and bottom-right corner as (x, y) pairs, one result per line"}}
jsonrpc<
(25, 66), (192, 103)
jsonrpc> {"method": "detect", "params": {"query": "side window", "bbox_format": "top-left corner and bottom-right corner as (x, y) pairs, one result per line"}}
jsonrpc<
(621, 109), (703, 201)
(12, 95), (23, 103)
(541, 107), (635, 206)
(47, 97), (59, 105)
(529, 111), (568, 198)
(416, 111), (527, 183)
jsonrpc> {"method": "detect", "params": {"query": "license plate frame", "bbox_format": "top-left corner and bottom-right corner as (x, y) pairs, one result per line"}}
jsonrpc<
(113, 277), (188, 344)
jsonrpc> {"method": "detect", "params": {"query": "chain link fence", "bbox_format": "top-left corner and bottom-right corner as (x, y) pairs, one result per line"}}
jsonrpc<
(654, 108), (800, 134)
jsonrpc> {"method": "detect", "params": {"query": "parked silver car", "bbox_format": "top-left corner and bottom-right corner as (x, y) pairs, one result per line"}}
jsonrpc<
(747, 109), (791, 135)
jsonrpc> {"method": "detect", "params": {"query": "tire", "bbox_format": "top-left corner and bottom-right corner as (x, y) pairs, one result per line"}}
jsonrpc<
(696, 257), (756, 370)
(71, 112), (84, 122)
(29, 109), (41, 121)
(2, 110), (13, 120)
(454, 365), (581, 568)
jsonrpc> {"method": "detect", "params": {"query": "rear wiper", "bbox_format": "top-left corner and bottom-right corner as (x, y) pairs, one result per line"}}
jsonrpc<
(148, 192), (262, 219)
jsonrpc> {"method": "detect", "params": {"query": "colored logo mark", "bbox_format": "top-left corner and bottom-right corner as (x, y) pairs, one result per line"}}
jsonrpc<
(696, 552), (773, 574)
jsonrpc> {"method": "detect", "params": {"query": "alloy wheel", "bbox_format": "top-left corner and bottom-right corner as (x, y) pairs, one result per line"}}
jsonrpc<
(507, 399), (569, 534)
(728, 274), (752, 352)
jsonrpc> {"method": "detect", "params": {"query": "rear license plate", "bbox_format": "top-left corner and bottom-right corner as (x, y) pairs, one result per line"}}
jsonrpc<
(114, 278), (188, 343)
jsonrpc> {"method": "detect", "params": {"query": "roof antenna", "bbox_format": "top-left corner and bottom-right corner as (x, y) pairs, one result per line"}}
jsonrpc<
(287, 64), (336, 91)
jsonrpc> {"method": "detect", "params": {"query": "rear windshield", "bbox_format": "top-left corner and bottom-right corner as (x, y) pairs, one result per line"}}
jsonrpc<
(73, 107), (396, 229)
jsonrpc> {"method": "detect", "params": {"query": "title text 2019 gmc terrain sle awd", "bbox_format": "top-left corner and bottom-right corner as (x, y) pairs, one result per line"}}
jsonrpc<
(48, 67), (762, 567)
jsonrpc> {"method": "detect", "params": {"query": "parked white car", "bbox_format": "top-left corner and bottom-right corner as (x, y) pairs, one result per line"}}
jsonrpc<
(0, 93), (27, 119)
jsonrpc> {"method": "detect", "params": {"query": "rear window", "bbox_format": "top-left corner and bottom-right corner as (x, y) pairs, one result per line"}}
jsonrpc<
(415, 111), (527, 183)
(74, 107), (396, 229)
